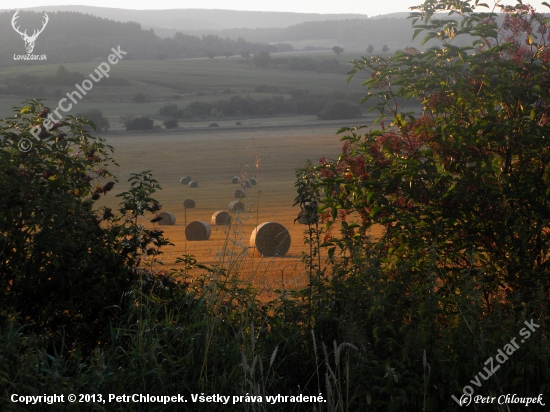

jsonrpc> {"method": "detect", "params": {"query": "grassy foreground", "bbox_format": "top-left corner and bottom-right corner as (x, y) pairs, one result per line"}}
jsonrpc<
(1, 99), (548, 412)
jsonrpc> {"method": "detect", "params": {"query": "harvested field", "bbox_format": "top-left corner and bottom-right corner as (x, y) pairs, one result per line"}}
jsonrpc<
(96, 121), (383, 298)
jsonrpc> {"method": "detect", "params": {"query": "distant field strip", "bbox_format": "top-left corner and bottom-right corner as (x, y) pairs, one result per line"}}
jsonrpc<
(0, 58), (358, 95)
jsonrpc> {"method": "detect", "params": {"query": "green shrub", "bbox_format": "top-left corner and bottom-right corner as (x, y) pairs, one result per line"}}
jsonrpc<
(306, 0), (550, 409)
(123, 115), (154, 130)
(77, 108), (110, 131)
(0, 101), (170, 351)
(159, 103), (185, 119)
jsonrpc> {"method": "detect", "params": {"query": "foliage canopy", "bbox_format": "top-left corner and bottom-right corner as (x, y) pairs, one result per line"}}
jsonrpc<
(0, 100), (171, 348)
(303, 0), (550, 408)
(321, 0), (550, 303)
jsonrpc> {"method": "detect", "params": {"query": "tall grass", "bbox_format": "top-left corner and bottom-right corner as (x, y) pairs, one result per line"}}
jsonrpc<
(2, 166), (549, 412)
(2, 239), (549, 411)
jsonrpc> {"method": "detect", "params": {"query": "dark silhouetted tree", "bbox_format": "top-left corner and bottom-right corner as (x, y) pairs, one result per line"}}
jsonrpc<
(77, 109), (110, 131)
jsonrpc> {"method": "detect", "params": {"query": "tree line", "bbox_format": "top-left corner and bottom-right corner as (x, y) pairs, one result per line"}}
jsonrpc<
(256, 55), (351, 74)
(177, 17), (428, 46)
(157, 92), (363, 122)
(120, 91), (364, 131)
(0, 10), (282, 68)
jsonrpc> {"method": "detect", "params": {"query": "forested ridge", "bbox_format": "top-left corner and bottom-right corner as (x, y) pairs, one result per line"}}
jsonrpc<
(0, 10), (455, 69)
(179, 18), (415, 44)
(0, 10), (279, 68)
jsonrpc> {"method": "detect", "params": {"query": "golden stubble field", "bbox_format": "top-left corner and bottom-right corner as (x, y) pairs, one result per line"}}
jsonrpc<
(97, 119), (378, 298)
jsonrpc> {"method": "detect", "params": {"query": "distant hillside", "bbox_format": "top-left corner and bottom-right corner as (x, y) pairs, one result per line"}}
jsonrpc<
(0, 8), (477, 70)
(177, 17), (444, 50)
(370, 12), (411, 19)
(1, 6), (368, 32)
(0, 10), (280, 68)
(180, 19), (370, 43)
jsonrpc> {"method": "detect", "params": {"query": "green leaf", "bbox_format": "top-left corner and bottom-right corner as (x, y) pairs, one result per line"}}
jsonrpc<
(421, 32), (438, 46)
(370, 207), (382, 218)
(412, 28), (424, 40)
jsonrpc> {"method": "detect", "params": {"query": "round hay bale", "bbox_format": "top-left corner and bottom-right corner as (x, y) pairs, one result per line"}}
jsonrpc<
(296, 210), (309, 224)
(249, 178), (257, 185)
(228, 201), (245, 213)
(234, 189), (246, 198)
(250, 222), (291, 257)
(241, 180), (251, 189)
(231, 176), (240, 184)
(211, 210), (231, 226)
(183, 199), (195, 209)
(185, 221), (211, 241)
(180, 176), (192, 184)
(157, 211), (176, 226)
(188, 180), (198, 188)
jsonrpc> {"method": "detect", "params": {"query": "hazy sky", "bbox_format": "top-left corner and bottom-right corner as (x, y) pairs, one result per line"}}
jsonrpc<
(3, 0), (548, 16)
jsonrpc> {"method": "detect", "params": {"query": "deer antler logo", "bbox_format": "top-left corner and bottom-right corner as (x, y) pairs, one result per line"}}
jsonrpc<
(12, 11), (49, 54)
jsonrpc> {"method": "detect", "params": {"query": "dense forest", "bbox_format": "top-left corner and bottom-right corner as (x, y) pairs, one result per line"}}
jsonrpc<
(155, 89), (364, 121)
(179, 18), (404, 43)
(0, 10), (280, 68)
(178, 18), (438, 47)
(0, 9), (527, 70)
(0, 10), (457, 70)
